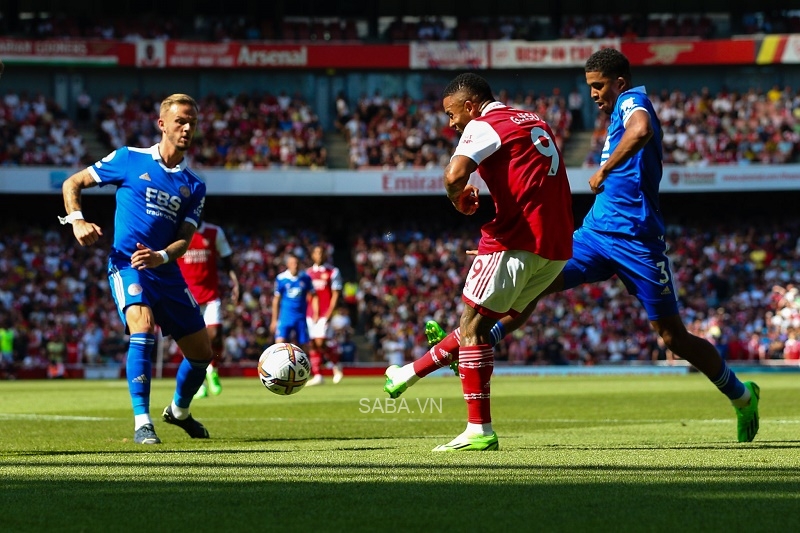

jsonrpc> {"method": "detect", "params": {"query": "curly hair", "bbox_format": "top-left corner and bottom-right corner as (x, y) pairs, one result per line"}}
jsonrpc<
(585, 48), (631, 82)
(442, 73), (494, 103)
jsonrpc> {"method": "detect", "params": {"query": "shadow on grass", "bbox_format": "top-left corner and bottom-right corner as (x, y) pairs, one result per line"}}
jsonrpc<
(515, 440), (800, 451)
(1, 471), (800, 532)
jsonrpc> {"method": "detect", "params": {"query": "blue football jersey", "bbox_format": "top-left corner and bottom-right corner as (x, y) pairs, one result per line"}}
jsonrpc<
(275, 270), (315, 318)
(583, 86), (665, 237)
(88, 145), (206, 275)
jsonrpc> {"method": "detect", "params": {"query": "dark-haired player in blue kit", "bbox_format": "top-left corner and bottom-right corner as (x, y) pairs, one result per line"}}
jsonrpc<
(389, 48), (760, 443)
(60, 93), (214, 445)
(271, 254), (317, 355)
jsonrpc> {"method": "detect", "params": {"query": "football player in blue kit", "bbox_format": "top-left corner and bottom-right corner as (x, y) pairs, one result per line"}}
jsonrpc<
(407, 49), (760, 443)
(60, 93), (214, 444)
(271, 254), (317, 354)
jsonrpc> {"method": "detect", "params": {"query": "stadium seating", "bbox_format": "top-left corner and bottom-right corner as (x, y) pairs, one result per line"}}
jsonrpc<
(341, 90), (571, 170)
(2, 214), (795, 377)
(0, 92), (88, 166)
(583, 87), (800, 167)
(7, 12), (745, 43)
(94, 91), (327, 169)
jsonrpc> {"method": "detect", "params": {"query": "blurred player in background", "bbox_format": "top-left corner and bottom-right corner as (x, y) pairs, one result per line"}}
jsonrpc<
(390, 48), (761, 443)
(271, 254), (317, 354)
(387, 72), (573, 451)
(306, 244), (344, 386)
(177, 217), (240, 399)
(60, 93), (212, 444)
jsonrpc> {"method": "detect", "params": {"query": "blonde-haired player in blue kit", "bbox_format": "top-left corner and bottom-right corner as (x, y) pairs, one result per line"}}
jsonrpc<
(60, 93), (214, 444)
(388, 49), (761, 443)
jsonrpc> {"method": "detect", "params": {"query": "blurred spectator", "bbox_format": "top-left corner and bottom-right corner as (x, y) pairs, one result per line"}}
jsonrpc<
(3, 211), (800, 372)
(3, 12), (734, 43)
(340, 88), (570, 170)
(584, 86), (800, 167)
(0, 91), (88, 166)
(93, 90), (327, 169)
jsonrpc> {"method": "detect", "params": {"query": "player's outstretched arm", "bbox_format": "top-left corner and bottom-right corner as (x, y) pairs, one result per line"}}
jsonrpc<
(60, 169), (103, 246)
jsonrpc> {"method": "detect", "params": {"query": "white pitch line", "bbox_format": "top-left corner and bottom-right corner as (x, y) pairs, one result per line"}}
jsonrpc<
(1, 414), (798, 424)
(201, 417), (800, 424)
(0, 414), (115, 421)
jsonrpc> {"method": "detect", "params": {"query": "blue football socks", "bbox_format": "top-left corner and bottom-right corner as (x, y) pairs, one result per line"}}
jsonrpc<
(711, 360), (746, 402)
(174, 357), (211, 409)
(490, 321), (507, 347)
(127, 333), (155, 417)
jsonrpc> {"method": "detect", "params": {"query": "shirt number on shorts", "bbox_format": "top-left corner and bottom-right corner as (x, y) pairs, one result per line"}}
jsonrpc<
(466, 257), (485, 292)
(656, 261), (670, 284)
(530, 126), (560, 176)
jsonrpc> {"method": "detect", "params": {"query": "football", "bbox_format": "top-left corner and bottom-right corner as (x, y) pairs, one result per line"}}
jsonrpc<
(258, 342), (311, 395)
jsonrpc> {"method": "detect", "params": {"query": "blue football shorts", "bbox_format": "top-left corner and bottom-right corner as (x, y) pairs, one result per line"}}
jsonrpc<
(561, 227), (679, 321)
(276, 315), (310, 345)
(108, 260), (206, 340)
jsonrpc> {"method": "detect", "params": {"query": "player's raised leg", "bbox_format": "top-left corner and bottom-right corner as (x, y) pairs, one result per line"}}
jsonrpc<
(384, 317), (512, 399)
(651, 315), (759, 442)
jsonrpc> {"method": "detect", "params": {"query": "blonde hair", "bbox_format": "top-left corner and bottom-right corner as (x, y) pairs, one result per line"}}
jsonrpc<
(159, 93), (198, 117)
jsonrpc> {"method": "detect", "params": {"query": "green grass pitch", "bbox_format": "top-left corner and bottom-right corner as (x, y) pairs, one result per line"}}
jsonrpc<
(1, 373), (799, 532)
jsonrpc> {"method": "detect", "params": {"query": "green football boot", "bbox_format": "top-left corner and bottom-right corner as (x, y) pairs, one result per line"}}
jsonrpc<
(735, 381), (760, 442)
(424, 320), (458, 376)
(207, 367), (222, 396)
(383, 365), (407, 399)
(432, 432), (499, 452)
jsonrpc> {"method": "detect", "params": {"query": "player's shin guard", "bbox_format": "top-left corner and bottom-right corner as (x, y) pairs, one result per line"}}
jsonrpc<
(127, 333), (155, 416)
(174, 357), (211, 409)
(459, 345), (494, 425)
(413, 328), (461, 378)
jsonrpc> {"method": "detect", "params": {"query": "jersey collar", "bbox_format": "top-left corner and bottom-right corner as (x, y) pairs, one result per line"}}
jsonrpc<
(624, 86), (647, 96)
(480, 101), (506, 116)
(148, 144), (185, 172)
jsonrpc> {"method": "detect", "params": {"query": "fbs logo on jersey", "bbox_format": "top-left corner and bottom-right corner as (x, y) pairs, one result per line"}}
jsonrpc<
(139, 173), (151, 181)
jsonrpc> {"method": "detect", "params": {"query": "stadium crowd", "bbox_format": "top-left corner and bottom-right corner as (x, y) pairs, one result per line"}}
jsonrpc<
(350, 218), (800, 366)
(0, 91), (89, 167)
(1, 215), (799, 379)
(9, 11), (798, 43)
(338, 88), (573, 169)
(3, 83), (796, 171)
(96, 90), (327, 169)
(584, 86), (800, 167)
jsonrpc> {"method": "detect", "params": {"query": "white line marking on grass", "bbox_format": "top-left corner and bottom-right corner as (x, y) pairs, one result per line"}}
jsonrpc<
(206, 417), (800, 424)
(0, 414), (115, 421)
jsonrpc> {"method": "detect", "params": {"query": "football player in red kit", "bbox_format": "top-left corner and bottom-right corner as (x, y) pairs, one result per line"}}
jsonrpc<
(177, 219), (239, 397)
(305, 244), (344, 385)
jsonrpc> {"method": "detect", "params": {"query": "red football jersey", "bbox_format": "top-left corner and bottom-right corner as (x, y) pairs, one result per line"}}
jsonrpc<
(177, 222), (233, 305)
(453, 102), (573, 259)
(307, 263), (343, 318)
